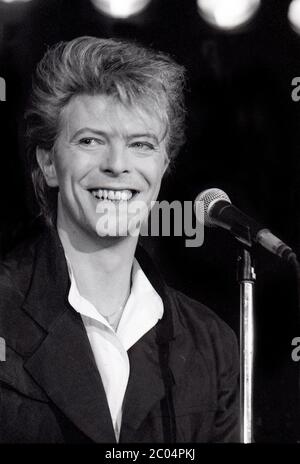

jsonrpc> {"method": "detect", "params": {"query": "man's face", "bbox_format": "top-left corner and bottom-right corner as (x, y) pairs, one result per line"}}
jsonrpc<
(40, 94), (168, 239)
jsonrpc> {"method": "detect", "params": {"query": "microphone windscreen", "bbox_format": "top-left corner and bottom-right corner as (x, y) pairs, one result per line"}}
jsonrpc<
(195, 188), (231, 226)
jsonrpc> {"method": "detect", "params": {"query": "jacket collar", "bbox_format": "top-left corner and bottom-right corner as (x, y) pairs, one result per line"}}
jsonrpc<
(22, 226), (71, 330)
(23, 226), (182, 340)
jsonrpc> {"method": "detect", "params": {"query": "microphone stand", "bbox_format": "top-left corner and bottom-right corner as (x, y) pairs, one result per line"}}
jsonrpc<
(237, 248), (256, 443)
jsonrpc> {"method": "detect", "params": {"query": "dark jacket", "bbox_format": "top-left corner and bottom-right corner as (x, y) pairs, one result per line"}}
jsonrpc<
(0, 227), (239, 443)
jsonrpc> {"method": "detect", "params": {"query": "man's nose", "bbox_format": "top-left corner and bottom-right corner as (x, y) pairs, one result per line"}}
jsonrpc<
(99, 143), (130, 176)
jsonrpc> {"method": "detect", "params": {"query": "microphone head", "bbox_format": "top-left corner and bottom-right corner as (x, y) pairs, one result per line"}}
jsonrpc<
(195, 188), (231, 227)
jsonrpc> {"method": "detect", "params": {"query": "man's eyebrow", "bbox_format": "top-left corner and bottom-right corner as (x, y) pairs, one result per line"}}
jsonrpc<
(70, 128), (107, 141)
(127, 133), (159, 144)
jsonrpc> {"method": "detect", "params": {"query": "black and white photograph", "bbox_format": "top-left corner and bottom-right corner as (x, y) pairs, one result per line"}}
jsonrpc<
(0, 0), (300, 448)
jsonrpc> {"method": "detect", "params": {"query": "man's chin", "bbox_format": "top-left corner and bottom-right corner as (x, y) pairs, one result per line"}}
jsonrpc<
(95, 221), (141, 238)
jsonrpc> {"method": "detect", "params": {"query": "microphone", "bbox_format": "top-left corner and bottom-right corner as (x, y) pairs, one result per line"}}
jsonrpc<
(195, 188), (297, 263)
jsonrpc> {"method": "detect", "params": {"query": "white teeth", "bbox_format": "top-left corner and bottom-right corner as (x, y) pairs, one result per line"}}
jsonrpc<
(91, 189), (134, 201)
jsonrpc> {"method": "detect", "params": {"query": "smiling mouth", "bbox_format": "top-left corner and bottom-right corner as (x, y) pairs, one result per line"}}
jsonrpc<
(89, 188), (138, 201)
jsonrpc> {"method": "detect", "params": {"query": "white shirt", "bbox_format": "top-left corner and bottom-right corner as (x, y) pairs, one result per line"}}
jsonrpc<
(66, 258), (164, 441)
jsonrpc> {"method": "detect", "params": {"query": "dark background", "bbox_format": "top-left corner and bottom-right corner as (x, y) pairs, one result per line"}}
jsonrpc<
(1, 0), (300, 442)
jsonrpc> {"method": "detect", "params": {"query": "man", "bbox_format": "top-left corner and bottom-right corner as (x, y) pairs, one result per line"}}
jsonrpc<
(0, 36), (239, 443)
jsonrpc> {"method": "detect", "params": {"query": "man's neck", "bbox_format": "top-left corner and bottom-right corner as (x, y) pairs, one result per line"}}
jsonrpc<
(57, 214), (138, 318)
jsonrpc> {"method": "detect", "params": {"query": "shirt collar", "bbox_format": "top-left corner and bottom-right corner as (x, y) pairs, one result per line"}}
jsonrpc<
(66, 256), (164, 350)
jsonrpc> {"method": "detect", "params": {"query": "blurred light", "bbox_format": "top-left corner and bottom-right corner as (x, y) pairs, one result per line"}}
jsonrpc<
(90, 0), (151, 19)
(197, 0), (261, 30)
(288, 0), (300, 34)
(0, 0), (32, 3)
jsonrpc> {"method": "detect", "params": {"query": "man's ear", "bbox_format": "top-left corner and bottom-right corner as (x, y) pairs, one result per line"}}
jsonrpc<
(36, 147), (59, 187)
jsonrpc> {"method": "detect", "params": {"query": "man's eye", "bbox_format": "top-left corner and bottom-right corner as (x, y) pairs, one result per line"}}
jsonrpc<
(130, 141), (155, 150)
(79, 138), (102, 147)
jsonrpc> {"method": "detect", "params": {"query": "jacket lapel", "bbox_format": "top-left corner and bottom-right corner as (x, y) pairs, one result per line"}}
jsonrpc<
(120, 307), (198, 436)
(120, 325), (166, 432)
(24, 308), (116, 442)
(120, 248), (193, 436)
(22, 227), (116, 443)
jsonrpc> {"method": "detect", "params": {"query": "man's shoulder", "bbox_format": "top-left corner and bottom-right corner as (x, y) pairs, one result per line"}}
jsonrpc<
(165, 284), (238, 348)
(0, 229), (52, 355)
(0, 233), (39, 305)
